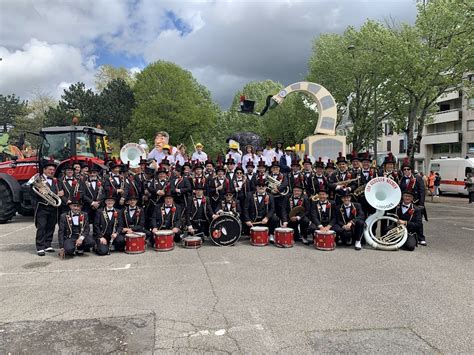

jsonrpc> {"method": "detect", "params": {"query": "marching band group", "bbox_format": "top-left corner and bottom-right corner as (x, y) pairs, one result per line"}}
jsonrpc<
(33, 132), (427, 258)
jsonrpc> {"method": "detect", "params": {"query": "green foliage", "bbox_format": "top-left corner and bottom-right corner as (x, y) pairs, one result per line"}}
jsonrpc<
(0, 94), (28, 132)
(95, 65), (137, 91)
(130, 60), (219, 151)
(100, 78), (135, 147)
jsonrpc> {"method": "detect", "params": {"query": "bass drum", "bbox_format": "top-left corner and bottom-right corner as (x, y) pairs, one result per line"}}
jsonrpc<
(209, 214), (242, 246)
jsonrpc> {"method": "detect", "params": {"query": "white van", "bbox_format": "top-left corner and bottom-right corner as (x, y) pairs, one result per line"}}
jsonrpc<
(428, 158), (474, 195)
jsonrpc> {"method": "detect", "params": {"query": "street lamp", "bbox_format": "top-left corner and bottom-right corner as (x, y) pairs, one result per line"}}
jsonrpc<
(347, 44), (378, 165)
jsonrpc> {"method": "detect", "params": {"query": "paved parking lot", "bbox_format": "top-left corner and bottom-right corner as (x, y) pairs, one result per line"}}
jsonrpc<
(0, 196), (472, 353)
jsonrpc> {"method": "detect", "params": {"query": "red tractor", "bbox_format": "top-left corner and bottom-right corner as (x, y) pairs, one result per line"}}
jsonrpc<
(0, 125), (109, 223)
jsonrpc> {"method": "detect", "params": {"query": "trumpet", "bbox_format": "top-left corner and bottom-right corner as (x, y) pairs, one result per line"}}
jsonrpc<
(310, 194), (319, 201)
(32, 176), (62, 207)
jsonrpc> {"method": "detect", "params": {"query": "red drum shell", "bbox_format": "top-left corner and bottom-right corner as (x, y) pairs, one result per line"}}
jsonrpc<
(182, 236), (202, 249)
(250, 226), (269, 246)
(125, 233), (146, 254)
(275, 228), (294, 248)
(154, 230), (174, 251)
(314, 230), (336, 251)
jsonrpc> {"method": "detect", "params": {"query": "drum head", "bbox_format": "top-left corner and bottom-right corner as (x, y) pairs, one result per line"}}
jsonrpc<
(156, 230), (173, 236)
(184, 236), (201, 242)
(125, 233), (140, 238)
(209, 215), (241, 246)
(275, 227), (293, 233)
(251, 226), (268, 232)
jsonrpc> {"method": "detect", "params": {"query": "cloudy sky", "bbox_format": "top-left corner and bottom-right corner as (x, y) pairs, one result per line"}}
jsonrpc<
(0, 0), (417, 109)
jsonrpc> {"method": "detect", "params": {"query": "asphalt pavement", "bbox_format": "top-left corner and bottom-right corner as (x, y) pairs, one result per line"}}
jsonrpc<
(0, 196), (472, 354)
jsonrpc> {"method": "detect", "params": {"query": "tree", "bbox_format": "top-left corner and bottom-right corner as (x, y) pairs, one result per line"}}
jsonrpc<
(100, 78), (135, 147)
(0, 94), (28, 132)
(44, 82), (101, 127)
(130, 61), (219, 150)
(382, 0), (473, 165)
(95, 65), (137, 91)
(308, 21), (399, 152)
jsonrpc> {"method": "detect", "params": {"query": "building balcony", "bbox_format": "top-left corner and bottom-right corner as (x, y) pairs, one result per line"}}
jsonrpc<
(422, 131), (461, 145)
(435, 89), (460, 103)
(426, 109), (461, 125)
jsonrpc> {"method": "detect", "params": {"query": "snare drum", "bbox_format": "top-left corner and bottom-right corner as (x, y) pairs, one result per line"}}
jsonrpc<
(182, 236), (203, 249)
(314, 230), (336, 251)
(250, 226), (269, 246)
(154, 230), (174, 251)
(125, 232), (146, 254)
(275, 227), (294, 248)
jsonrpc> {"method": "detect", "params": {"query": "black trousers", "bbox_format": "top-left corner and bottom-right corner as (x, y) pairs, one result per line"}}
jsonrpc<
(63, 236), (95, 256)
(468, 191), (473, 203)
(95, 234), (126, 255)
(287, 216), (310, 240)
(402, 232), (417, 251)
(190, 220), (210, 237)
(35, 205), (58, 251)
(333, 220), (364, 244)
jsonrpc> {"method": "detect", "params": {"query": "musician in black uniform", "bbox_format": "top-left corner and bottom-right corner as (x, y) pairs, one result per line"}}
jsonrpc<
(267, 158), (289, 220)
(58, 194), (94, 257)
(204, 159), (215, 179)
(191, 160), (207, 195)
(357, 152), (377, 215)
(171, 164), (192, 212)
(288, 156), (304, 194)
(94, 188), (125, 255)
(142, 166), (157, 229)
(151, 190), (183, 242)
(216, 189), (242, 217)
(313, 158), (330, 197)
(33, 159), (63, 256)
(233, 164), (250, 212)
(302, 155), (315, 198)
(103, 159), (127, 209)
(117, 190), (151, 243)
(398, 159), (427, 245)
(58, 162), (83, 214)
(243, 178), (279, 242)
(329, 153), (357, 205)
(186, 183), (215, 240)
(281, 182), (311, 244)
(308, 187), (337, 236)
(82, 164), (104, 235)
(245, 160), (257, 193)
(394, 190), (422, 251)
(333, 190), (365, 250)
(325, 159), (336, 178)
(209, 163), (232, 211)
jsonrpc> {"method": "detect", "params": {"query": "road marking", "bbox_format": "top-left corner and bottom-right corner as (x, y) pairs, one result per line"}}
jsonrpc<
(0, 224), (35, 238)
(461, 227), (474, 231)
(182, 324), (264, 338)
(249, 308), (278, 352)
(205, 261), (230, 265)
(0, 264), (133, 276)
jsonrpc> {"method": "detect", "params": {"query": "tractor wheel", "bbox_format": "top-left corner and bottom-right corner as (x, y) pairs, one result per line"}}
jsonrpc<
(17, 202), (34, 216)
(0, 182), (17, 223)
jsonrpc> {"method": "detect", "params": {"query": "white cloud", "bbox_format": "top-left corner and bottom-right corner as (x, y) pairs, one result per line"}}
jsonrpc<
(0, 39), (96, 99)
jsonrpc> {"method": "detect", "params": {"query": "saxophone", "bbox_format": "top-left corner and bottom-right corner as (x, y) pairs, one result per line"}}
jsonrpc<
(32, 176), (62, 207)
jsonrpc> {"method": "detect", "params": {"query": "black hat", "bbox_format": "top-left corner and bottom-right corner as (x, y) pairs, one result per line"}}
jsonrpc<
(62, 161), (74, 171)
(257, 158), (266, 168)
(145, 166), (155, 175)
(226, 157), (236, 165)
(303, 155), (312, 165)
(164, 184), (173, 197)
(120, 163), (129, 173)
(235, 163), (244, 173)
(270, 158), (280, 168)
(42, 158), (58, 169)
(401, 157), (412, 169)
(290, 155), (300, 167)
(126, 186), (138, 201)
(68, 192), (83, 205)
(293, 178), (304, 190)
(156, 164), (167, 174)
(139, 158), (148, 166)
(402, 190), (415, 197)
(183, 160), (192, 168)
(246, 160), (255, 168)
(326, 159), (335, 169)
(361, 151), (372, 162)
(314, 157), (325, 169)
(336, 152), (347, 164)
(105, 186), (117, 201)
(193, 160), (204, 170)
(161, 157), (171, 166)
(256, 177), (266, 187)
(205, 159), (215, 167)
(318, 186), (329, 194)
(350, 150), (360, 162)
(239, 96), (255, 113)
(338, 189), (351, 197)
(383, 153), (396, 165)
(193, 183), (205, 191)
(108, 158), (121, 170)
(215, 163), (226, 173)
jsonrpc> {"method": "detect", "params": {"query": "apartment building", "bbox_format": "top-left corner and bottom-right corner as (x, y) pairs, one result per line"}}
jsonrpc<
(376, 75), (474, 173)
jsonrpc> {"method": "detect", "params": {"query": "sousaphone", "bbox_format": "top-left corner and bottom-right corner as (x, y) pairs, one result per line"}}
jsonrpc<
(120, 143), (146, 168)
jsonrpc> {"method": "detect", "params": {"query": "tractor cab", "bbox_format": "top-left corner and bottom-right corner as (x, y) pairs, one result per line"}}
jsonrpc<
(39, 126), (108, 164)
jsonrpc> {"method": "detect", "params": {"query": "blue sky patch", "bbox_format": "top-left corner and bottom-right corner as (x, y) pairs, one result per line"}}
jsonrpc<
(162, 10), (192, 36)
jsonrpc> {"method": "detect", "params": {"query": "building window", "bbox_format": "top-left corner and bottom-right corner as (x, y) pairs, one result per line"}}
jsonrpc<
(399, 139), (406, 154)
(467, 120), (474, 131)
(415, 143), (420, 153)
(439, 103), (450, 112)
(387, 141), (391, 151)
(384, 123), (393, 136)
(469, 98), (474, 108)
(468, 143), (474, 154)
(451, 143), (461, 153)
(433, 144), (450, 154)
